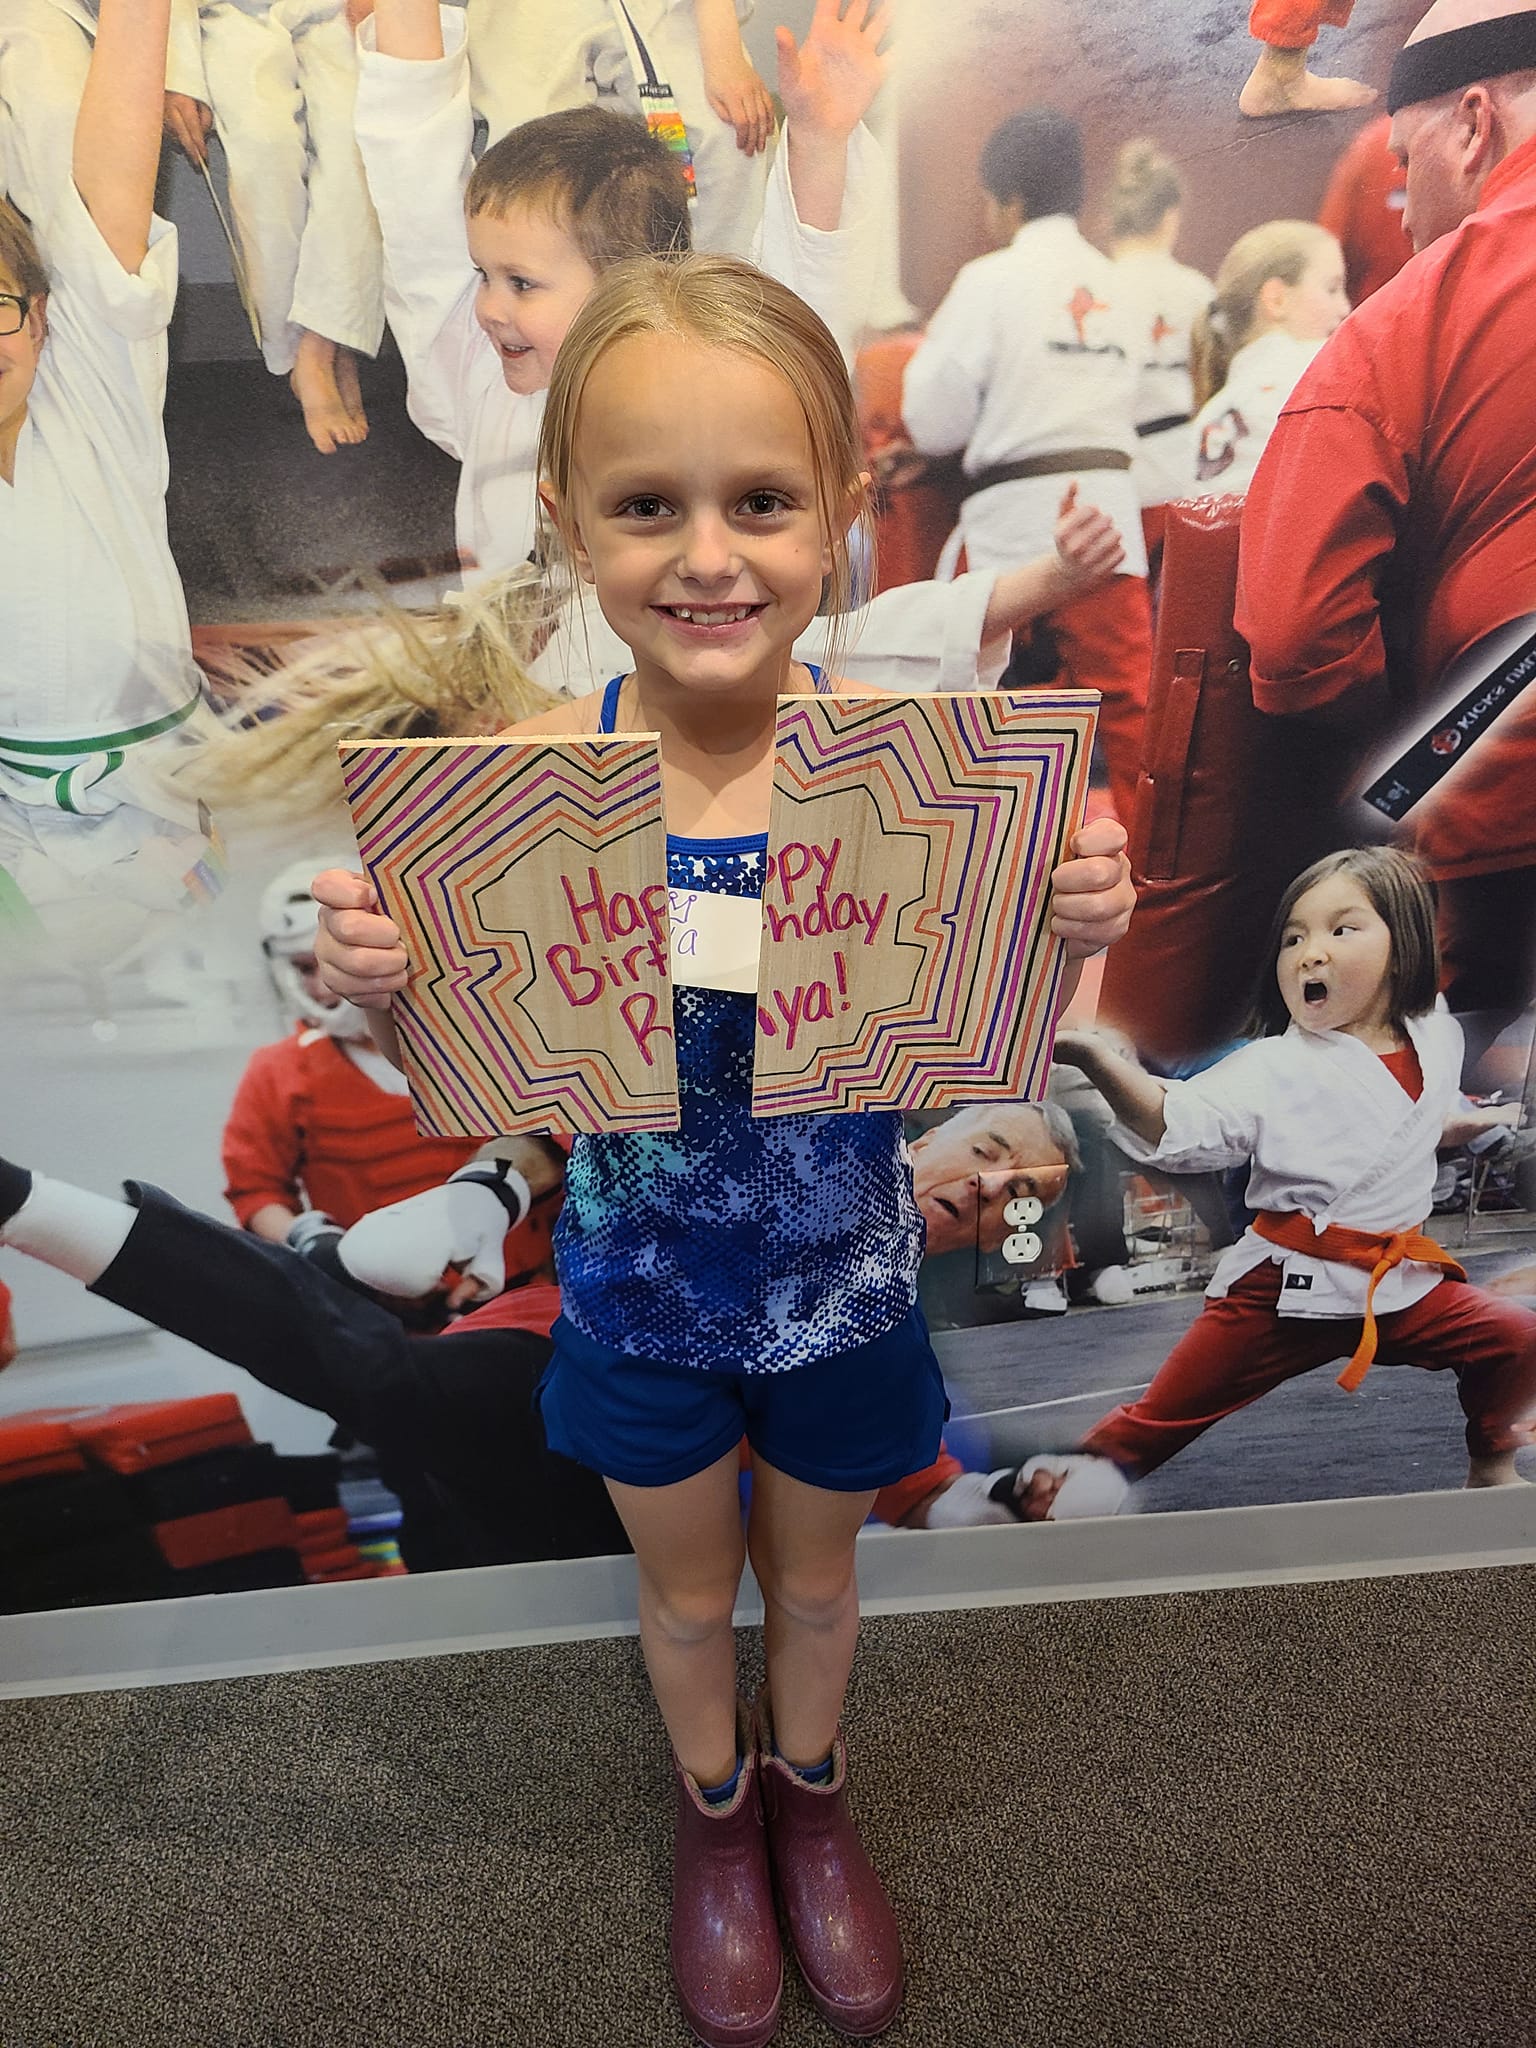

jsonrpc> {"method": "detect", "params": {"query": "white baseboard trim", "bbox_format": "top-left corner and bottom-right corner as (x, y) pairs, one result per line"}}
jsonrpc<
(3, 1486), (1534, 1698)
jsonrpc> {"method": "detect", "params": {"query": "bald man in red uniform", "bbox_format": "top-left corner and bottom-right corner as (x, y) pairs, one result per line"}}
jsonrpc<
(1238, 0), (1536, 1051)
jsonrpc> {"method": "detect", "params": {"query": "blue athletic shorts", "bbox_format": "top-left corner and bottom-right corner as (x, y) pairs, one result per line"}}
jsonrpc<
(537, 1305), (950, 1492)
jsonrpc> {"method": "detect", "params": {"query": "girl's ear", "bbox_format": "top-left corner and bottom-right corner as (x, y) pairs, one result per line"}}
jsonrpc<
(1256, 274), (1290, 328)
(824, 471), (871, 578)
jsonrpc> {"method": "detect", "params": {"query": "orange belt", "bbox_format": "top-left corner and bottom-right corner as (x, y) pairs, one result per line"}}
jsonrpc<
(1252, 1210), (1466, 1392)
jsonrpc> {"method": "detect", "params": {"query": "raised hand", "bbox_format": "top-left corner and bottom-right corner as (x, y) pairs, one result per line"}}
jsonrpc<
(775, 0), (893, 142)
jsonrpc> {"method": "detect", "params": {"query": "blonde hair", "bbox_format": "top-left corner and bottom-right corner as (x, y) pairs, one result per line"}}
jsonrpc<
(177, 571), (558, 823)
(1107, 138), (1183, 242)
(1190, 220), (1339, 408)
(537, 253), (874, 682)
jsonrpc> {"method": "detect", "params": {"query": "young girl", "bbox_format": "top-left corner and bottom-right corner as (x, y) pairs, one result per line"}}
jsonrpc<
(1186, 220), (1349, 499)
(1056, 848), (1536, 1493)
(313, 253), (1134, 2048)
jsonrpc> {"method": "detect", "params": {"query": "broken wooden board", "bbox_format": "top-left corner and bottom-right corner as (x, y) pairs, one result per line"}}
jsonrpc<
(752, 692), (1097, 1116)
(339, 735), (679, 1136)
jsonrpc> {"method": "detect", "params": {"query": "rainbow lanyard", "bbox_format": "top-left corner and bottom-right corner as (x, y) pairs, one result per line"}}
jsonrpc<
(606, 0), (697, 203)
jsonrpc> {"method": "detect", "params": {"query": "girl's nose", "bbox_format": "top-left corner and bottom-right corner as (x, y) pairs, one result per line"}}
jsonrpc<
(678, 512), (738, 583)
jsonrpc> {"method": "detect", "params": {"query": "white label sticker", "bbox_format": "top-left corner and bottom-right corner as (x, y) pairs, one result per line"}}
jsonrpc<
(669, 889), (762, 993)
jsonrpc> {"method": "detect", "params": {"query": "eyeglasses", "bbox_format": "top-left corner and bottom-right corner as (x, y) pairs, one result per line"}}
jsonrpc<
(0, 293), (32, 337)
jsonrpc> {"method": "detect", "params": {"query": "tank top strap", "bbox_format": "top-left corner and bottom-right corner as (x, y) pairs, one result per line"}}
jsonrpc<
(597, 675), (624, 734)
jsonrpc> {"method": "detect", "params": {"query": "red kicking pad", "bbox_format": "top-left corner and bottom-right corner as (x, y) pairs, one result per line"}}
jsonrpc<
(0, 1415), (90, 1487)
(33, 1395), (254, 1475)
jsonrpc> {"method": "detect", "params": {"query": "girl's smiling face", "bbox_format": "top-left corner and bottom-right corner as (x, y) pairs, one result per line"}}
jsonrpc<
(558, 331), (839, 701)
(1276, 876), (1396, 1042)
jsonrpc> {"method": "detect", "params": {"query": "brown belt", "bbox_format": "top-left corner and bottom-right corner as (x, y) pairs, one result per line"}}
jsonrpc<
(962, 447), (1132, 503)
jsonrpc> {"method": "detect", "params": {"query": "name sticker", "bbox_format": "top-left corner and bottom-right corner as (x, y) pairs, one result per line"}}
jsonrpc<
(669, 889), (762, 993)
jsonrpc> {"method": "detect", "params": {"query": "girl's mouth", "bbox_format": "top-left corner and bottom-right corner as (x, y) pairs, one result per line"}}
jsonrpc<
(1303, 979), (1328, 1005)
(654, 603), (766, 632)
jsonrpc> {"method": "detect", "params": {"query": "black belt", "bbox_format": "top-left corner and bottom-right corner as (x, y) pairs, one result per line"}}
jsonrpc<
(1136, 413), (1192, 439)
(962, 447), (1132, 502)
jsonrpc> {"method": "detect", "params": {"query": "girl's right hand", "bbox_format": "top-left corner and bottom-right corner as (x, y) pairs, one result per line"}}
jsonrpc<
(311, 869), (409, 1010)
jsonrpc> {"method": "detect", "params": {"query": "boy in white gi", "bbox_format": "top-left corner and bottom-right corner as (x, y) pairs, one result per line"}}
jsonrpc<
(0, 0), (214, 943)
(161, 0), (386, 455)
(902, 106), (1152, 827)
(463, 0), (775, 258)
(357, 0), (886, 577)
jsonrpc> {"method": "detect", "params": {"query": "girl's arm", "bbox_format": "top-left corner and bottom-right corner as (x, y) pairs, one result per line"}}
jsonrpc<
(778, 0), (891, 231)
(74, 0), (171, 273)
(1052, 1028), (1169, 1147)
(371, 0), (444, 60)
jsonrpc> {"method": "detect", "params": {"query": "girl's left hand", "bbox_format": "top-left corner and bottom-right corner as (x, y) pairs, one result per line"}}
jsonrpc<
(1049, 817), (1134, 959)
(776, 0), (893, 141)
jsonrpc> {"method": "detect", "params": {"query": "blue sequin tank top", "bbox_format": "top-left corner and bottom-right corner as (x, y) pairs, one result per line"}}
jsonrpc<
(552, 674), (923, 1375)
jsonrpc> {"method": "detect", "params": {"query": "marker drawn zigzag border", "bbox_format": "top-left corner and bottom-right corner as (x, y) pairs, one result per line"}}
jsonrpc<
(752, 693), (1096, 1115)
(341, 737), (678, 1136)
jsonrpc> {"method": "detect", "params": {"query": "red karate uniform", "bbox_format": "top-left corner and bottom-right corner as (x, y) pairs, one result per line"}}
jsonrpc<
(1237, 134), (1536, 889)
(1248, 0), (1353, 48)
(1318, 115), (1410, 305)
(223, 1029), (483, 1231)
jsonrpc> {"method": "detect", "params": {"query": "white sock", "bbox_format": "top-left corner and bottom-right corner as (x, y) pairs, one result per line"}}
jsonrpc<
(0, 1174), (135, 1287)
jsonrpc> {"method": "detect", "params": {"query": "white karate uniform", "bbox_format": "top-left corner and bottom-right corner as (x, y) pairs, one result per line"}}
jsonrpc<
(1111, 247), (1213, 513)
(1111, 1007), (1464, 1320)
(0, 0), (201, 224)
(531, 571), (1011, 701)
(462, 0), (763, 258)
(1185, 330), (1324, 501)
(0, 179), (209, 918)
(901, 215), (1148, 580)
(353, 8), (883, 577)
(174, 0), (384, 374)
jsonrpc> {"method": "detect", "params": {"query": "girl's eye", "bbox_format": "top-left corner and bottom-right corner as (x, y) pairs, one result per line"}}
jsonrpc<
(621, 496), (668, 519)
(743, 491), (788, 516)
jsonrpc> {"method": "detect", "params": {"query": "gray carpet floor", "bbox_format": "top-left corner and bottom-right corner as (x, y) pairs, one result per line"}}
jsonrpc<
(3, 1567), (1534, 2047)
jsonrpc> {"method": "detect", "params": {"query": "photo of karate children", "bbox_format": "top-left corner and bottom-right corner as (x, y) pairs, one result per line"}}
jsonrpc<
(875, 0), (1536, 1518)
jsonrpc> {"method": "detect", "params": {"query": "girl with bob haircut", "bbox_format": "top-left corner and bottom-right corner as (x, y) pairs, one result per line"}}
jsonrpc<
(311, 251), (1135, 2048)
(1055, 847), (1536, 1495)
(1186, 218), (1349, 498)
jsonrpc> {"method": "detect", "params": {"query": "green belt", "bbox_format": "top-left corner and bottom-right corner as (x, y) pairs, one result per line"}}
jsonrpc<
(0, 693), (201, 814)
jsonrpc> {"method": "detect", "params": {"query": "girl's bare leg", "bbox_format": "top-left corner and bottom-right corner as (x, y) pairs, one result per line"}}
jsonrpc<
(746, 1457), (876, 1767)
(605, 1447), (747, 1785)
(1467, 1451), (1529, 1486)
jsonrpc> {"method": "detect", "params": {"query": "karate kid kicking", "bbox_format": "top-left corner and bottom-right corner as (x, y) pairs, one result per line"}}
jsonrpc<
(356, 0), (887, 578)
(1057, 848), (1536, 1491)
(161, 0), (386, 454)
(463, 0), (774, 258)
(1239, 1), (1376, 116)
(0, 0), (213, 943)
